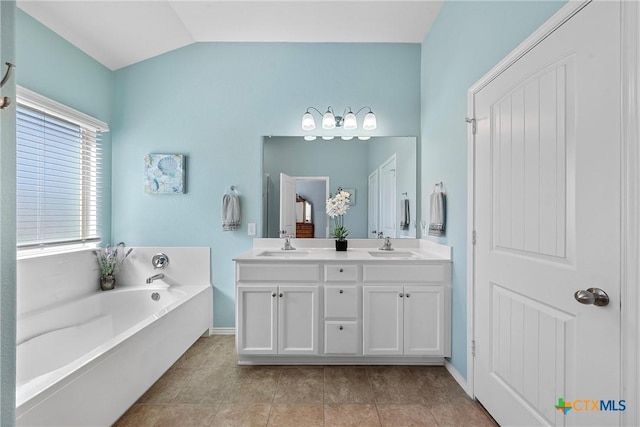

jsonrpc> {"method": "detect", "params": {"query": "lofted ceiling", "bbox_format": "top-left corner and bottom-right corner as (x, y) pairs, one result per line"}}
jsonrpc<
(17, 0), (443, 71)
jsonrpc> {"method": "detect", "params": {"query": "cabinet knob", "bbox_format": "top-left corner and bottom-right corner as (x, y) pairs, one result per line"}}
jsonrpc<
(279, 293), (283, 298)
(339, 325), (344, 331)
(406, 293), (411, 298)
(339, 289), (344, 294)
(339, 268), (344, 273)
(271, 292), (276, 297)
(399, 293), (404, 298)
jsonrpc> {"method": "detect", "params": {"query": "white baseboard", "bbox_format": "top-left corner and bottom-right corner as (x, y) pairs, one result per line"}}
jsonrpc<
(210, 327), (235, 335)
(445, 360), (472, 397)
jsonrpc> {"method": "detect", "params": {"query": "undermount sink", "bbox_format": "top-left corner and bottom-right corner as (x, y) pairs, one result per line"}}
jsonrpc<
(368, 251), (419, 259)
(257, 250), (310, 258)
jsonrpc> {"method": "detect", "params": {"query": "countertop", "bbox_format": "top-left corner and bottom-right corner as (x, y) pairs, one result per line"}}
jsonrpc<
(233, 239), (451, 263)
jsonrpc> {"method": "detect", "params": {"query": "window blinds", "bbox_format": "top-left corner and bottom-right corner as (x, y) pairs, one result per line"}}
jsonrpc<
(16, 98), (105, 249)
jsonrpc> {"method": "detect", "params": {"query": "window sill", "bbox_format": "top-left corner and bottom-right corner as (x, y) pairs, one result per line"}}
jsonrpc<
(17, 242), (100, 261)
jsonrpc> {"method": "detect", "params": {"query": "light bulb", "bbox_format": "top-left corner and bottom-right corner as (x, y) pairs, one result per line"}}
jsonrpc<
(362, 112), (377, 130)
(301, 112), (316, 131)
(304, 135), (317, 141)
(322, 110), (336, 130)
(343, 112), (357, 130)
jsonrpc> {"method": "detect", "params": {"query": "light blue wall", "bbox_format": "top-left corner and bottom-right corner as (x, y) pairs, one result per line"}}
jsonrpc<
(420, 0), (565, 379)
(112, 43), (421, 327)
(0, 2), (16, 423)
(16, 10), (114, 243)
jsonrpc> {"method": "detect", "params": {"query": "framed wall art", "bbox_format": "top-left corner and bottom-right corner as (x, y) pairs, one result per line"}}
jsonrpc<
(144, 154), (186, 194)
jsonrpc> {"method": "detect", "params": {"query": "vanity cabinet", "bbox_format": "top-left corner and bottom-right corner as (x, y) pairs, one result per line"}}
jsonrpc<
(237, 282), (319, 355)
(235, 254), (450, 364)
(363, 285), (445, 356)
(236, 260), (321, 356)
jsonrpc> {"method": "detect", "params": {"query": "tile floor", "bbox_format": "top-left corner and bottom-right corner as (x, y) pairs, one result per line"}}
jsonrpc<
(115, 335), (498, 426)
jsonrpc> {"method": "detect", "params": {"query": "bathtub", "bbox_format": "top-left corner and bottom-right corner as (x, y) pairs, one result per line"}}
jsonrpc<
(15, 283), (212, 426)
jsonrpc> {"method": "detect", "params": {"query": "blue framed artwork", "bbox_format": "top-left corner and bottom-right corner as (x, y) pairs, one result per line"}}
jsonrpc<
(144, 154), (185, 194)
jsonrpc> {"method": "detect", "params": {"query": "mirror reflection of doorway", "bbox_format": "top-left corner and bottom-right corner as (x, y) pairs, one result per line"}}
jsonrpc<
(275, 175), (329, 238)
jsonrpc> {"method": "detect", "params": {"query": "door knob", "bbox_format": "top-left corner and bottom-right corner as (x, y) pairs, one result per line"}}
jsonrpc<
(574, 288), (609, 306)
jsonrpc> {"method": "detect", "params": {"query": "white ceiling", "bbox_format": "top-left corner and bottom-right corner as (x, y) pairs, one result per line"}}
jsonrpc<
(17, 0), (443, 71)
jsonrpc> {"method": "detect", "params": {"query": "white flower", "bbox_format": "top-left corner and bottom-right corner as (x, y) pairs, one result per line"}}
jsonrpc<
(326, 190), (351, 218)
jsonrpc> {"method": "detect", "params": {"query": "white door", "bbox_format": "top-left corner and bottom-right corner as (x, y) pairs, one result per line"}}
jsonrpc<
(277, 285), (319, 355)
(379, 155), (397, 238)
(236, 285), (277, 355)
(403, 286), (443, 356)
(363, 286), (403, 355)
(279, 173), (296, 237)
(368, 169), (379, 238)
(473, 2), (621, 426)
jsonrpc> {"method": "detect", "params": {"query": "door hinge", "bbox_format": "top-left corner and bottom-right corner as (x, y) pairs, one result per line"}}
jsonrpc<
(471, 340), (476, 357)
(465, 117), (477, 135)
(472, 230), (476, 245)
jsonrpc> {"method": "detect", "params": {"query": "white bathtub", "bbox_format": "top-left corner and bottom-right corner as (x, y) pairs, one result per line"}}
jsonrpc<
(15, 284), (212, 426)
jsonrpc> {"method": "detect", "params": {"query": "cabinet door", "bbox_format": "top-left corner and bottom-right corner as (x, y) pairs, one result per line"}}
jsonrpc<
(363, 286), (403, 355)
(403, 285), (444, 356)
(237, 285), (277, 354)
(278, 285), (319, 355)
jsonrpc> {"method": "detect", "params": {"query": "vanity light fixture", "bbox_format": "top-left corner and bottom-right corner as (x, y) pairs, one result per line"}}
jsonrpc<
(301, 106), (377, 131)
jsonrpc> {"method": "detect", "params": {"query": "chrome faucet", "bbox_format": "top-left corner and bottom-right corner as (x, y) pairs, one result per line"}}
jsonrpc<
(379, 237), (394, 251)
(146, 273), (165, 284)
(282, 235), (296, 251)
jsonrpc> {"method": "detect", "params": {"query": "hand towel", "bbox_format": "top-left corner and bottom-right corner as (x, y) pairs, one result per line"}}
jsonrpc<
(429, 189), (446, 236)
(222, 194), (241, 231)
(400, 199), (410, 231)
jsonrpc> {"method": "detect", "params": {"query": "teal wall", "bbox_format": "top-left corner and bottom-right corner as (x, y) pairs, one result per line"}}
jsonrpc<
(16, 10), (114, 243)
(112, 43), (421, 327)
(0, 2), (16, 423)
(420, 0), (565, 379)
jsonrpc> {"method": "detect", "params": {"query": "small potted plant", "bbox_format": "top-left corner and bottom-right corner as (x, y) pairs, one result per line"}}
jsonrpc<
(326, 189), (351, 251)
(95, 242), (132, 291)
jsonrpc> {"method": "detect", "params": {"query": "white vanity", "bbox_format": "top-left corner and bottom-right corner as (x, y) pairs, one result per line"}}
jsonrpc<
(233, 239), (451, 365)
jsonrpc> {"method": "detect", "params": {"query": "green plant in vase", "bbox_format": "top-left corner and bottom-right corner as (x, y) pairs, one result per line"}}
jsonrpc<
(95, 242), (132, 290)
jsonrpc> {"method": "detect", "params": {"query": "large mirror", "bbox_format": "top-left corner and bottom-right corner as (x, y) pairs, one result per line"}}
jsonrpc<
(262, 136), (417, 239)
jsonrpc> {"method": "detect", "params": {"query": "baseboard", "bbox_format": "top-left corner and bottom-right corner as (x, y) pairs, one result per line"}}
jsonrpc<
(210, 327), (235, 335)
(444, 360), (472, 397)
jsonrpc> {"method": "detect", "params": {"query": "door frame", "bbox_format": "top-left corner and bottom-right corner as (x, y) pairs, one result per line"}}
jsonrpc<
(465, 1), (640, 424)
(292, 176), (330, 238)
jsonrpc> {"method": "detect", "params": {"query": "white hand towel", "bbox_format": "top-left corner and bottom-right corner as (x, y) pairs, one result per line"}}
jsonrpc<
(428, 190), (446, 236)
(222, 194), (241, 231)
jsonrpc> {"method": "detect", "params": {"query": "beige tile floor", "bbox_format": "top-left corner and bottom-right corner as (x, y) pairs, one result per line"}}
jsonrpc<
(115, 335), (498, 427)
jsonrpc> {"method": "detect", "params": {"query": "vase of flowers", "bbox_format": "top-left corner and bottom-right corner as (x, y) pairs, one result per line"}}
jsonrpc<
(326, 189), (351, 251)
(95, 242), (132, 291)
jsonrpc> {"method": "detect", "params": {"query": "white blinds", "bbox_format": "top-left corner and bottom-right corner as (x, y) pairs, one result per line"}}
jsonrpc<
(16, 99), (104, 248)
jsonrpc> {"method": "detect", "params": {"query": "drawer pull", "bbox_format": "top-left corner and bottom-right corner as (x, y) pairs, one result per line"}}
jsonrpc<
(406, 293), (411, 298)
(339, 268), (344, 273)
(339, 289), (344, 294)
(271, 292), (276, 297)
(339, 325), (344, 331)
(279, 293), (283, 298)
(399, 293), (404, 298)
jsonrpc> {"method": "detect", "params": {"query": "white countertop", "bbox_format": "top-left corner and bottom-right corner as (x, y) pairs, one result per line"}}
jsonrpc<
(233, 239), (451, 263)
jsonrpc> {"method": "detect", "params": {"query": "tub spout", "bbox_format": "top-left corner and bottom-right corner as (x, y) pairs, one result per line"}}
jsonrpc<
(146, 273), (165, 284)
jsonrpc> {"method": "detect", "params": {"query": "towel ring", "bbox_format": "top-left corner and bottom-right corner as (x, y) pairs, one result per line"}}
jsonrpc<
(434, 182), (444, 192)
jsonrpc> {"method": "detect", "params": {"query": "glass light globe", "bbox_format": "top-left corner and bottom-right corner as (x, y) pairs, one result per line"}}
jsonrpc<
(304, 135), (317, 141)
(362, 112), (377, 130)
(322, 136), (334, 140)
(343, 112), (357, 130)
(358, 136), (371, 141)
(301, 112), (316, 131)
(322, 111), (336, 129)
(341, 136), (354, 140)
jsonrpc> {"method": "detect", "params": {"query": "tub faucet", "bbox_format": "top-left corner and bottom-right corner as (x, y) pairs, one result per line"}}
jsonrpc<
(379, 237), (394, 251)
(282, 235), (296, 251)
(146, 273), (165, 284)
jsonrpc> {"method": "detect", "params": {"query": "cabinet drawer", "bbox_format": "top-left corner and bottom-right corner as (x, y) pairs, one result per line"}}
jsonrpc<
(237, 264), (319, 282)
(324, 265), (357, 282)
(324, 321), (358, 355)
(324, 285), (357, 318)
(362, 264), (448, 283)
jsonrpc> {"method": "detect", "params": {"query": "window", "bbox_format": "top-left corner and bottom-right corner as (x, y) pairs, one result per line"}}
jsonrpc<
(16, 87), (109, 249)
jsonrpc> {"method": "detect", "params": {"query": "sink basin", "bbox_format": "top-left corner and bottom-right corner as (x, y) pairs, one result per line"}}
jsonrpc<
(257, 250), (310, 258)
(368, 251), (419, 259)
